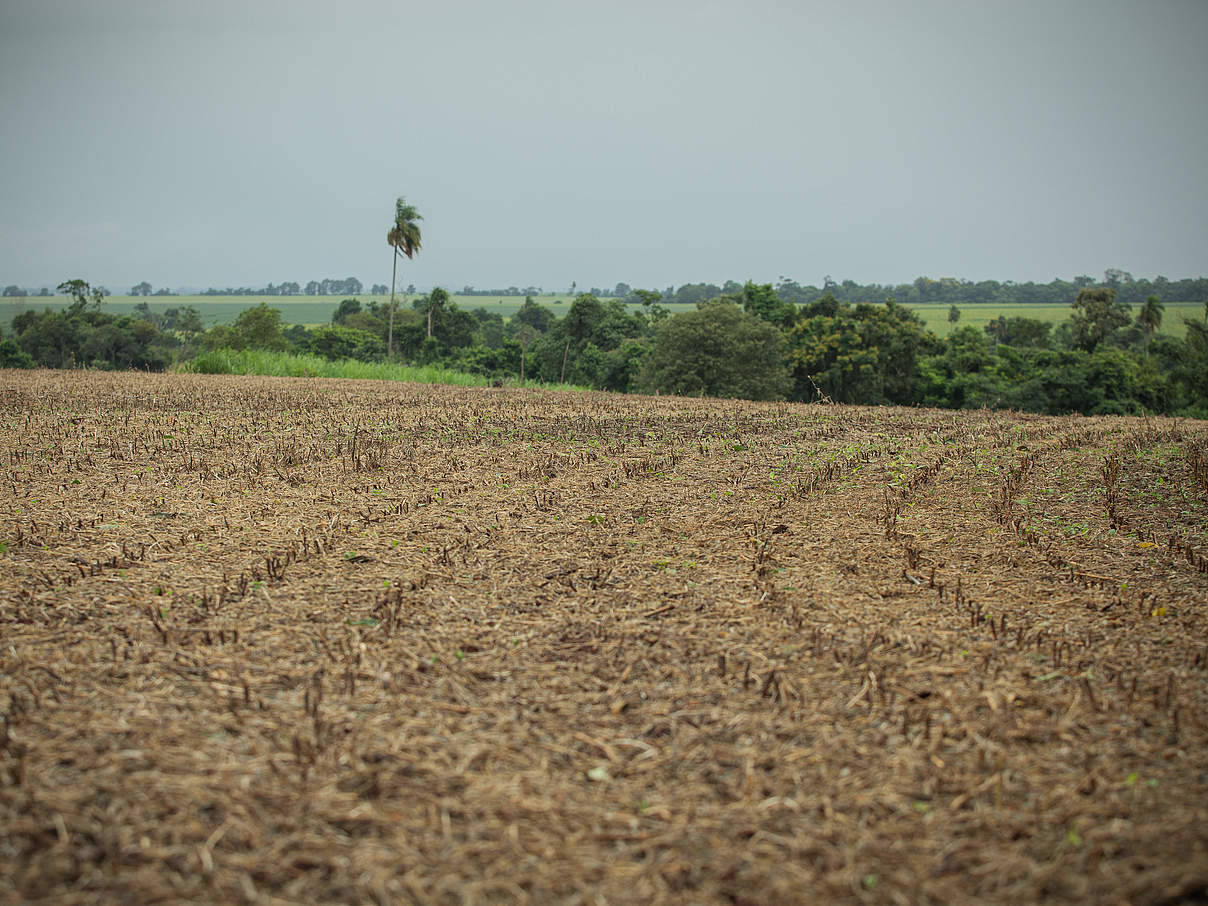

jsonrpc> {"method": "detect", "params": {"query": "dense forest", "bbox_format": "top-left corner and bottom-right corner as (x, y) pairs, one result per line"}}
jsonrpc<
(3, 277), (1206, 416)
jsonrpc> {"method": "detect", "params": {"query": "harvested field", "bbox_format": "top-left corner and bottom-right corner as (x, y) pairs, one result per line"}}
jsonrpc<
(2, 369), (1208, 905)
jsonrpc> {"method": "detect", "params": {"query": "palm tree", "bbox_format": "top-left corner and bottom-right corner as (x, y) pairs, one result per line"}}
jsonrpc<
(1137, 295), (1164, 358)
(386, 198), (423, 357)
(1138, 295), (1164, 335)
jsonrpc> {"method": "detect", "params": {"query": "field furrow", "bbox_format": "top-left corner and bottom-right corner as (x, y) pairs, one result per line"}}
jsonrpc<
(2, 370), (1207, 905)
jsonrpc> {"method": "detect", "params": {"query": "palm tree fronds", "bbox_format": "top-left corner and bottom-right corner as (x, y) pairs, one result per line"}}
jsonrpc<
(387, 196), (423, 357)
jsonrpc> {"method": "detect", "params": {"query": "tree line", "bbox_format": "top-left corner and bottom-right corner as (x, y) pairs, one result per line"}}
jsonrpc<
(656, 271), (1208, 309)
(4, 278), (1204, 417)
(192, 278), (382, 296)
(9, 268), (1205, 308)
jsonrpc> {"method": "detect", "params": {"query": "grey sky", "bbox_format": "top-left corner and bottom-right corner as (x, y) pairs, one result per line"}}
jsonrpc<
(2, 0), (1205, 293)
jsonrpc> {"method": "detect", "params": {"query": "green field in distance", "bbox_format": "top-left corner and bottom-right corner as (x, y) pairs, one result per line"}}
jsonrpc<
(2, 294), (1202, 339)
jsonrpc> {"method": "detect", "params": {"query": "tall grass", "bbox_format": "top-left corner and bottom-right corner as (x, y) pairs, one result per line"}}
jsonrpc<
(175, 347), (586, 391)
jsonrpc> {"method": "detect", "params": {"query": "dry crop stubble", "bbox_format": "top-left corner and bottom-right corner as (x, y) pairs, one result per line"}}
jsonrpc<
(1, 369), (1207, 905)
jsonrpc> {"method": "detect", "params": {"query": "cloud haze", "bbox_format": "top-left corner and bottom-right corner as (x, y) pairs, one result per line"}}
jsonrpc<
(2, 0), (1205, 293)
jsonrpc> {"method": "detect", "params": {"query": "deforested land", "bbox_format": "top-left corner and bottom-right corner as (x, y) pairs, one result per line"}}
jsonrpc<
(2, 369), (1207, 904)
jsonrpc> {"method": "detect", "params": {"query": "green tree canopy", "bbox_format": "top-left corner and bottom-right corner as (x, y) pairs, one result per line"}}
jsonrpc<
(785, 300), (935, 404)
(57, 279), (105, 310)
(638, 300), (790, 401)
(171, 306), (204, 343)
(984, 316), (1051, 348)
(332, 298), (362, 325)
(309, 326), (385, 362)
(739, 281), (795, 327)
(12, 287), (169, 370)
(511, 296), (555, 334)
(231, 303), (288, 350)
(1070, 287), (1131, 351)
(418, 286), (448, 340)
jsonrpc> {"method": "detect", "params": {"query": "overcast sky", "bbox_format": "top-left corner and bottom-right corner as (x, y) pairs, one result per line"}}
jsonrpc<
(1, 0), (1206, 294)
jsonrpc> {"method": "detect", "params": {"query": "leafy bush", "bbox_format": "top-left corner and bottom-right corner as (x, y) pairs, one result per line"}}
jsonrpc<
(308, 326), (385, 362)
(0, 338), (34, 368)
(639, 301), (790, 400)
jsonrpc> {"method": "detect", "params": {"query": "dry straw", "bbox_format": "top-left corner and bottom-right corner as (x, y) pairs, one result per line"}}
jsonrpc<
(1, 370), (1207, 904)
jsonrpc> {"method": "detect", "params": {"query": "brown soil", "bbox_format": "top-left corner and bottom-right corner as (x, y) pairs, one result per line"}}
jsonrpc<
(2, 369), (1207, 905)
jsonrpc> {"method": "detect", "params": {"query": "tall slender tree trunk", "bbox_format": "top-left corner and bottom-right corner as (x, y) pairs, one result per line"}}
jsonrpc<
(560, 338), (570, 384)
(387, 249), (398, 357)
